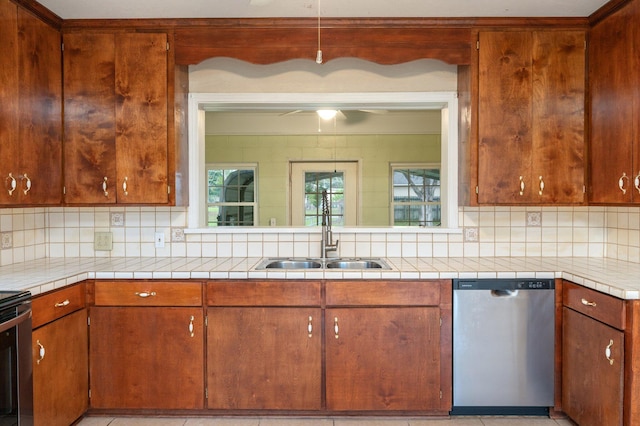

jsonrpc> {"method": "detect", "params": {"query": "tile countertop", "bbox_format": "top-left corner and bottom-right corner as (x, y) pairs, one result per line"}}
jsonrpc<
(0, 256), (639, 300)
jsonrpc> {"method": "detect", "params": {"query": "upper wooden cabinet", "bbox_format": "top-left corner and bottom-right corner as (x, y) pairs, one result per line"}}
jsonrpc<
(0, 0), (62, 206)
(476, 30), (585, 205)
(589, 0), (640, 204)
(63, 32), (170, 204)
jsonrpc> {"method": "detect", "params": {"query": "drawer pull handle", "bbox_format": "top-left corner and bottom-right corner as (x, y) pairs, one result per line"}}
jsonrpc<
(538, 175), (544, 196)
(36, 340), (45, 365)
(581, 298), (597, 307)
(54, 299), (70, 308)
(606, 339), (615, 365)
(6, 173), (16, 196)
(619, 172), (629, 194)
(135, 291), (156, 298)
(635, 172), (640, 194)
(188, 315), (195, 338)
(22, 173), (31, 195)
(334, 317), (339, 339)
(102, 177), (109, 197)
(308, 316), (313, 338)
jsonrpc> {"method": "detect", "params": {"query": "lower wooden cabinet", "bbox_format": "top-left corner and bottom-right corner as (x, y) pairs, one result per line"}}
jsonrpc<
(89, 281), (205, 409)
(325, 280), (450, 413)
(562, 307), (624, 426)
(207, 307), (322, 410)
(206, 280), (323, 410)
(325, 306), (442, 411)
(562, 282), (626, 426)
(32, 284), (88, 426)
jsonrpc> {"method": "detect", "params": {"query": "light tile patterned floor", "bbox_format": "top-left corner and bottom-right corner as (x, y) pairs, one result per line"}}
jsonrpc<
(77, 416), (576, 426)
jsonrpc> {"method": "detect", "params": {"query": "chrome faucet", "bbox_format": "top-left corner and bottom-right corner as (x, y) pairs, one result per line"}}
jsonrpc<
(321, 190), (339, 258)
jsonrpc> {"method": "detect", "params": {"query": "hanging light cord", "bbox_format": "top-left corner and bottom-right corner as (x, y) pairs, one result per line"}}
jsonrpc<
(316, 0), (323, 64)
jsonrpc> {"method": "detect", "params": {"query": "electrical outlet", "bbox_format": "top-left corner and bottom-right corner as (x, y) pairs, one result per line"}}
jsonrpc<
(94, 232), (113, 251)
(155, 232), (165, 248)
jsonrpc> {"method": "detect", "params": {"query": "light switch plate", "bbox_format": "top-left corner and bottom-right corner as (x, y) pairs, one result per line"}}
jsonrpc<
(94, 232), (113, 251)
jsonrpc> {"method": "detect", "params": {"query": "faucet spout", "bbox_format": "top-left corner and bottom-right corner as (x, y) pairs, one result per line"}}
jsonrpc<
(321, 190), (339, 259)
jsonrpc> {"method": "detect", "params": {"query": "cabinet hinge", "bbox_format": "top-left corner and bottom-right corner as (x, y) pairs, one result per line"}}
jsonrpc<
(88, 389), (91, 399)
(62, 186), (66, 195)
(205, 387), (208, 399)
(439, 317), (442, 327)
(440, 390), (443, 399)
(166, 42), (170, 51)
(167, 185), (171, 195)
(205, 316), (208, 327)
(87, 316), (90, 326)
(476, 40), (480, 50)
(583, 185), (586, 194)
(61, 42), (64, 52)
(475, 185), (479, 195)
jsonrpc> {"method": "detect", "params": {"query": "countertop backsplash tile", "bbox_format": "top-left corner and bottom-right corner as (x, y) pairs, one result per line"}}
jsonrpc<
(0, 205), (638, 267)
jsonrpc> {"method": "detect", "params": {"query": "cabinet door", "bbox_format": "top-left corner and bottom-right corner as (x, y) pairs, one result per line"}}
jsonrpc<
(63, 33), (117, 204)
(562, 307), (624, 426)
(32, 309), (88, 426)
(16, 8), (62, 205)
(478, 30), (585, 205)
(478, 31), (533, 204)
(532, 31), (585, 204)
(589, 0), (640, 204)
(0, 0), (19, 205)
(89, 307), (205, 409)
(207, 307), (322, 410)
(325, 307), (441, 411)
(115, 33), (168, 204)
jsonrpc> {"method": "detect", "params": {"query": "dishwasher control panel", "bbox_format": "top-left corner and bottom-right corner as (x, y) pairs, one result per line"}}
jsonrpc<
(454, 278), (554, 290)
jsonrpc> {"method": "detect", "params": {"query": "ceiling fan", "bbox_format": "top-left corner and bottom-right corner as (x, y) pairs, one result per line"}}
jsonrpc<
(279, 109), (388, 124)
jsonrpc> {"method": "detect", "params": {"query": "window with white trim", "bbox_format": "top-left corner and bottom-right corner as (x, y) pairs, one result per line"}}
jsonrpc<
(391, 164), (441, 227)
(206, 164), (257, 227)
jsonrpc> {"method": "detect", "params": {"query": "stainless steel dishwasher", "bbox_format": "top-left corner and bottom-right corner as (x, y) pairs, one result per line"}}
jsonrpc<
(451, 278), (555, 416)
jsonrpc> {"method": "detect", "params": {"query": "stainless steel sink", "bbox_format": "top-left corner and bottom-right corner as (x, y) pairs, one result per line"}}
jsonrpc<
(325, 259), (386, 269)
(262, 259), (322, 269)
(256, 258), (390, 270)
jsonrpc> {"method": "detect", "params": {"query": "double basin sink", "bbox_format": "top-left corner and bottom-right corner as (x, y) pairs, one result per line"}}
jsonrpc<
(256, 258), (391, 270)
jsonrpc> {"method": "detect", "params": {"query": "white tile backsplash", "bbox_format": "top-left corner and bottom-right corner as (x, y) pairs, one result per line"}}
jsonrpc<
(0, 205), (638, 266)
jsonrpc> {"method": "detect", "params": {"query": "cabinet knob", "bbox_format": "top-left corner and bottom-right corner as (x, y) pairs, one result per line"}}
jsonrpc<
(334, 317), (339, 339)
(122, 176), (128, 196)
(519, 176), (525, 196)
(308, 316), (313, 338)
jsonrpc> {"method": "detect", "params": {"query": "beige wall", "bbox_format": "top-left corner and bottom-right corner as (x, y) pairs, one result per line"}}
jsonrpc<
(206, 134), (441, 226)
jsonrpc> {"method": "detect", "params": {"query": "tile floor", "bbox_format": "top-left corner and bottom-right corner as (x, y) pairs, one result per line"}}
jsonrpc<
(76, 416), (576, 426)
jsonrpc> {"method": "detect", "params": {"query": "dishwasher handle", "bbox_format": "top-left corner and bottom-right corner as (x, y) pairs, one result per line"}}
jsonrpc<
(491, 289), (519, 297)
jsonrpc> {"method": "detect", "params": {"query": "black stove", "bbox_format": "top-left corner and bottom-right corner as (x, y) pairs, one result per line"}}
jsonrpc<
(0, 290), (31, 307)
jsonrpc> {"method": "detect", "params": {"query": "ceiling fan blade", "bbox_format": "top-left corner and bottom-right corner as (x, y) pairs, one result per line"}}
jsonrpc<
(359, 109), (388, 114)
(279, 110), (303, 117)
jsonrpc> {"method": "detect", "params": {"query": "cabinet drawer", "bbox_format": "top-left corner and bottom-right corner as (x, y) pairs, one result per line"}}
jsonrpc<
(326, 280), (442, 306)
(563, 281), (625, 330)
(207, 281), (322, 306)
(94, 281), (202, 306)
(32, 282), (86, 329)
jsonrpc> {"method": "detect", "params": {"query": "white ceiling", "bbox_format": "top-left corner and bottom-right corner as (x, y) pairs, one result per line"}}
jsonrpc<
(37, 0), (610, 20)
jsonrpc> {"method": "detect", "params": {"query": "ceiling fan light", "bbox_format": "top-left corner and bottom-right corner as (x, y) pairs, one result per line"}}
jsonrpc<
(317, 109), (337, 120)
